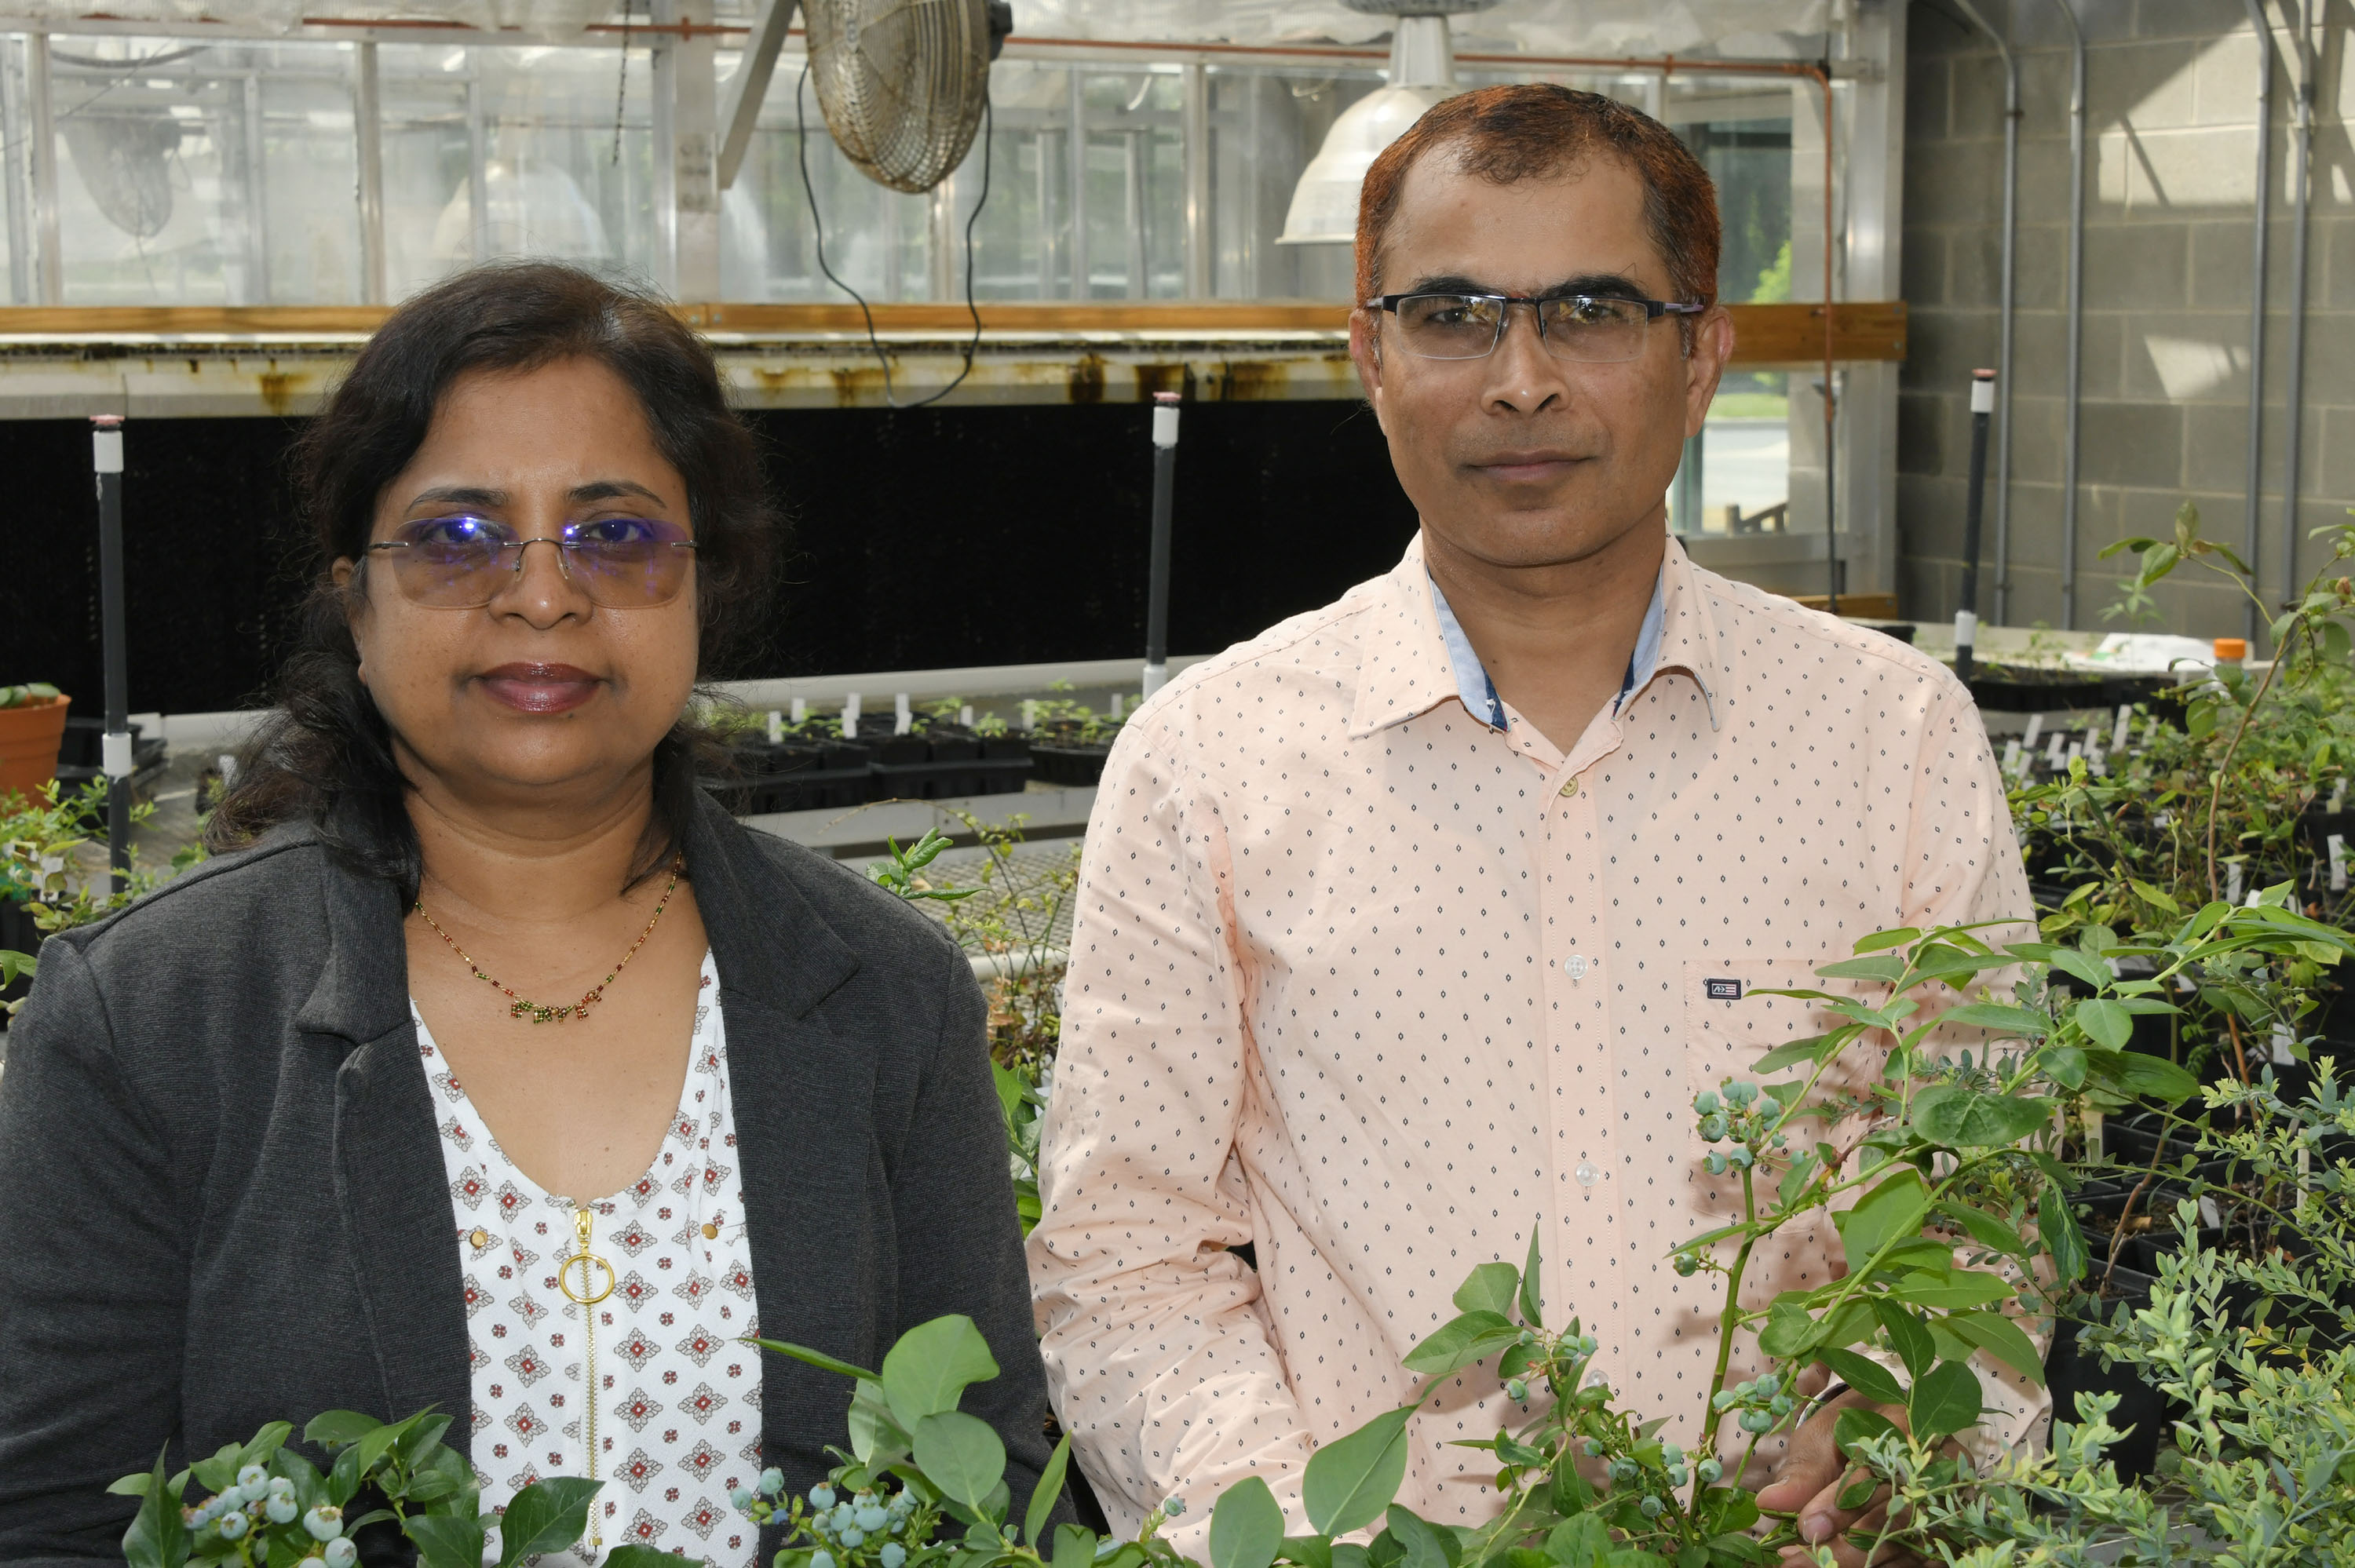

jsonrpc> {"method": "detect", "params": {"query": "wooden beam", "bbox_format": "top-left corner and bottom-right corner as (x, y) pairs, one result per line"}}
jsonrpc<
(0, 300), (1908, 363)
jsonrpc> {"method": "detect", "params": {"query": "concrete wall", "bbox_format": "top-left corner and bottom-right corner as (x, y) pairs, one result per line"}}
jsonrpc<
(1900, 0), (2352, 640)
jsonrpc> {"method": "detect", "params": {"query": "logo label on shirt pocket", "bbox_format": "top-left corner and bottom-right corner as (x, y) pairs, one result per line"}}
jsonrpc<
(1704, 977), (1743, 1001)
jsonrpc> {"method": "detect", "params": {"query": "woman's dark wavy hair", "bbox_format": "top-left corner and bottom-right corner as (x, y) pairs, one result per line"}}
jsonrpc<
(206, 261), (778, 898)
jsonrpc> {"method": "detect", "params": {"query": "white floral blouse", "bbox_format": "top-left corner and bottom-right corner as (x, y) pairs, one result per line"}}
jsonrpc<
(417, 953), (764, 1565)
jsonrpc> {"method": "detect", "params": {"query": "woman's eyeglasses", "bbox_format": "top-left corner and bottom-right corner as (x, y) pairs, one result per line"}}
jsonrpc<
(1364, 292), (1706, 363)
(363, 515), (698, 609)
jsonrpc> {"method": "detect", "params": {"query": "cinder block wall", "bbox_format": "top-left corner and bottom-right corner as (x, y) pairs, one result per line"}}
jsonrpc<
(1900, 0), (2352, 641)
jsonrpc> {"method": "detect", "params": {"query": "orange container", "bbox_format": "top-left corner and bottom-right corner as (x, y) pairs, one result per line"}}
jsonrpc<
(0, 693), (70, 804)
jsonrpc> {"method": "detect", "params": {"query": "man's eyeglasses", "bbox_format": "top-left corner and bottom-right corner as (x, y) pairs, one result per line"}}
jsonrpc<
(363, 514), (698, 609)
(1364, 292), (1707, 364)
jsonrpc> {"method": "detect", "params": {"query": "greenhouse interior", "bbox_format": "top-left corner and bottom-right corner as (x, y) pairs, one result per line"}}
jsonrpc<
(3, 0), (2355, 1561)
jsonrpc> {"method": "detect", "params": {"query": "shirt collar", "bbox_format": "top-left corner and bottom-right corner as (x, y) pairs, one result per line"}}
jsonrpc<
(1347, 533), (1719, 740)
(1424, 553), (1670, 735)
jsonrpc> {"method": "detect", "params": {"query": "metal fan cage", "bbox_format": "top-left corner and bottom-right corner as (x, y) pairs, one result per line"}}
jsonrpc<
(805, 0), (993, 195)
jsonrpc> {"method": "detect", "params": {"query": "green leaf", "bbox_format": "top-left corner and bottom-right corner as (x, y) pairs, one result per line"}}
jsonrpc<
(1400, 1311), (1521, 1376)
(1853, 928), (1922, 954)
(1302, 1405), (1416, 1536)
(2109, 1052), (2198, 1103)
(1544, 1515), (1614, 1566)
(1910, 1085), (2054, 1148)
(1453, 1263), (1522, 1318)
(108, 1474), (155, 1497)
(1283, 1538), (1335, 1568)
(1752, 1034), (1847, 1075)
(2043, 1045), (2088, 1091)
(883, 1316), (1002, 1428)
(189, 1443), (244, 1497)
(2048, 950), (2110, 992)
(1831, 1406), (1901, 1463)
(1026, 1433), (1073, 1554)
(301, 1410), (383, 1449)
(849, 1377), (907, 1466)
(2039, 1183), (2089, 1285)
(604, 1550), (684, 1568)
(1816, 954), (1908, 983)
(2073, 998), (2134, 1051)
(403, 1515), (489, 1568)
(1209, 1477), (1286, 1568)
(1331, 1546), (1372, 1568)
(122, 1447), (187, 1568)
(1755, 1300), (1818, 1358)
(1933, 1003), (2052, 1038)
(1835, 1478), (1879, 1511)
(351, 1413), (424, 1487)
(912, 1411), (1009, 1514)
(1384, 1506), (1460, 1568)
(327, 1442), (363, 1506)
(1052, 1524), (1102, 1568)
(1907, 1360), (1984, 1443)
(1870, 1300), (1936, 1380)
(238, 1423), (294, 1471)
(1935, 1204), (2029, 1260)
(1777, 1150), (1823, 1210)
(754, 1336), (884, 1384)
(497, 1477), (603, 1567)
(1939, 1311), (2047, 1386)
(1520, 1227), (1544, 1329)
(1814, 1347), (1906, 1409)
(1893, 1268), (2015, 1310)
(1833, 1169), (1931, 1267)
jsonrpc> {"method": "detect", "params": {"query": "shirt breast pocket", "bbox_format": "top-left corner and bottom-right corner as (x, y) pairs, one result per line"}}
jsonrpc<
(1681, 957), (1887, 1224)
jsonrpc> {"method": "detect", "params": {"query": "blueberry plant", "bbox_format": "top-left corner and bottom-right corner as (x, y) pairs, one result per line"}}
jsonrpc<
(111, 1408), (674, 1568)
(739, 901), (2355, 1567)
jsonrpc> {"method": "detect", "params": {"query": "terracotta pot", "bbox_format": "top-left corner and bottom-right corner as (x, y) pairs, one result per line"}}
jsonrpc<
(0, 693), (70, 804)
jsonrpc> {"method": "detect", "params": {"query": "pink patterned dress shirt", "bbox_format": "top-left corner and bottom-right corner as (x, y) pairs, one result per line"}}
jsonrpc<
(1026, 534), (2040, 1544)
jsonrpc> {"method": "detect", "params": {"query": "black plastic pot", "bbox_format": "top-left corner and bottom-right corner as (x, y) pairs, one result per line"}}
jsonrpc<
(0, 895), (39, 1008)
(1967, 670), (2109, 713)
(1032, 742), (1112, 788)
(2045, 1263), (2171, 1480)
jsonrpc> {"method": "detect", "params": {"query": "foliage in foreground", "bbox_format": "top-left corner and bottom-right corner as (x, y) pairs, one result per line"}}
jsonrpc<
(111, 1407), (677, 1568)
(748, 901), (2355, 1567)
(2, 777), (208, 1016)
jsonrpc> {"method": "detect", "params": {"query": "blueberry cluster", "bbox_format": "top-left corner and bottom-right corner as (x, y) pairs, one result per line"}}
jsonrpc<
(1686, 1080), (1791, 1185)
(734, 1473), (921, 1568)
(1711, 1371), (1795, 1435)
(181, 1465), (352, 1566)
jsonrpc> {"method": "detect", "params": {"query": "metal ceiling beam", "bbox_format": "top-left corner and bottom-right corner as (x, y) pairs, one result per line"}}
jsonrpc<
(717, 0), (794, 189)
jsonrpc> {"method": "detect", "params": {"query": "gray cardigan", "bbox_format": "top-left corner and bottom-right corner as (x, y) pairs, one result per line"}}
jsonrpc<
(0, 793), (1058, 1564)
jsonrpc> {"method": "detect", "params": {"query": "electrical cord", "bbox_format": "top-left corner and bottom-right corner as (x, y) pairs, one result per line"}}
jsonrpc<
(794, 61), (992, 410)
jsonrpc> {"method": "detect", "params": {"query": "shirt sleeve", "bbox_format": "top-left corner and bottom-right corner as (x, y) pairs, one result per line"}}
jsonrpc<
(1025, 706), (1317, 1548)
(1885, 674), (2050, 1469)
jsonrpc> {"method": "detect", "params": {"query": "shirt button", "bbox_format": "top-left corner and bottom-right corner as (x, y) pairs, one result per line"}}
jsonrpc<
(1559, 775), (1580, 798)
(468, 1227), (489, 1249)
(1561, 954), (1590, 979)
(1575, 1161), (1602, 1187)
(702, 1222), (721, 1240)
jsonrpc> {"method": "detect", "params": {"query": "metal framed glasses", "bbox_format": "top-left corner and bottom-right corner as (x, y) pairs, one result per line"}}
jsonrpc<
(1364, 292), (1707, 364)
(363, 515), (699, 609)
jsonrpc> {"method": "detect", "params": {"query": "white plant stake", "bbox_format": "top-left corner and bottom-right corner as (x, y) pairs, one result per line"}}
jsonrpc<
(2332, 779), (2348, 815)
(2046, 729), (2068, 771)
(1109, 693), (1124, 720)
(960, 705), (974, 727)
(217, 753), (238, 787)
(766, 709), (783, 744)
(2272, 1023), (2297, 1064)
(2112, 704), (2132, 751)
(1023, 699), (1038, 731)
(790, 696), (805, 724)
(895, 693), (912, 736)
(843, 693), (861, 739)
(2229, 861), (2246, 904)
(2022, 713), (2045, 749)
(2331, 833), (2348, 892)
(2002, 738), (2023, 777)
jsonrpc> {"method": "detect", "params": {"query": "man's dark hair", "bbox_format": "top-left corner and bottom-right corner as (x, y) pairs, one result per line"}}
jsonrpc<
(206, 261), (779, 895)
(1356, 83), (1722, 317)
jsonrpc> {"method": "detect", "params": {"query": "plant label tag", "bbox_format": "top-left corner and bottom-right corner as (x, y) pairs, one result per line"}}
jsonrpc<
(766, 709), (783, 743)
(2272, 1024), (2296, 1064)
(2002, 738), (2023, 776)
(2046, 731), (2067, 769)
(2112, 706), (2133, 751)
(1704, 978), (1742, 1001)
(2331, 833), (2348, 892)
(2199, 1196), (2222, 1229)
(2228, 862), (2245, 903)
(790, 696), (805, 724)
(2023, 713), (2045, 749)
(2332, 781), (2349, 815)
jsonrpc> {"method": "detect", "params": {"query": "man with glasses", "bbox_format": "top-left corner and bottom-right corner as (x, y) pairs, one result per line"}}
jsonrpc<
(1028, 86), (2032, 1568)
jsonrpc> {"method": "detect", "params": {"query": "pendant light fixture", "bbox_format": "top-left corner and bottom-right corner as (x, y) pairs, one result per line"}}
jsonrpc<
(1277, 0), (1499, 246)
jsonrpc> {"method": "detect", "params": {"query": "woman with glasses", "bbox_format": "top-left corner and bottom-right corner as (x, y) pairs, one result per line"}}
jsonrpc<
(0, 263), (1057, 1565)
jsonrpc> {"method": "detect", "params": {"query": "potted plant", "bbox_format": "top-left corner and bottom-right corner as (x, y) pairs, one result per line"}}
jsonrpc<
(0, 682), (71, 801)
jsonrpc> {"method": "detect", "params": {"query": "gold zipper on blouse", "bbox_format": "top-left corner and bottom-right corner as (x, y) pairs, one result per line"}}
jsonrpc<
(559, 1203), (617, 1549)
